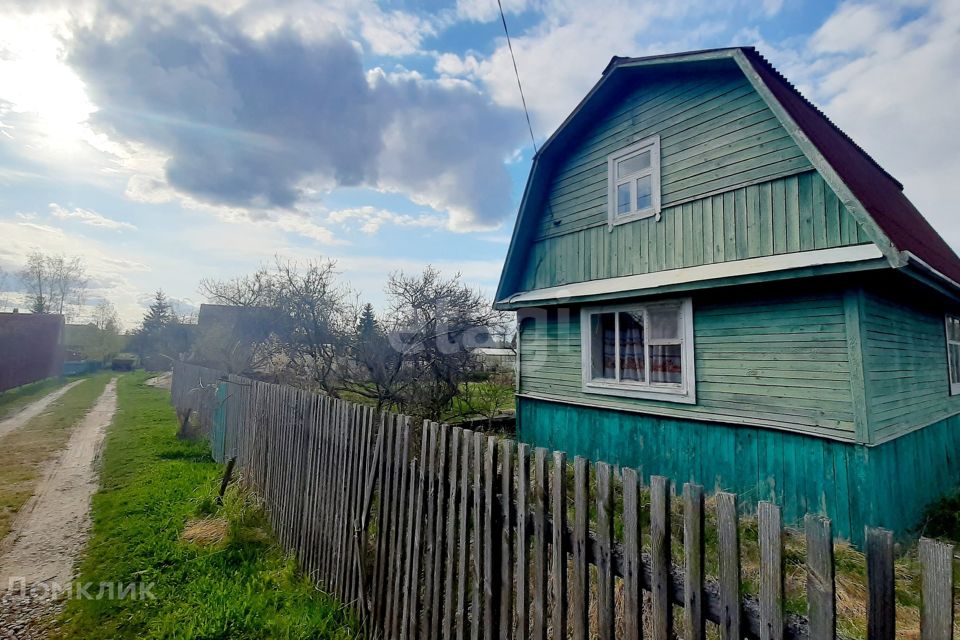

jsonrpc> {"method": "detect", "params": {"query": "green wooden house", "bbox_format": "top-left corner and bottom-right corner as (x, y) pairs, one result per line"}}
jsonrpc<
(494, 47), (960, 543)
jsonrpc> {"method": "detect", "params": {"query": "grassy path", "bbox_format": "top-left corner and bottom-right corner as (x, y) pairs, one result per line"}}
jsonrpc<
(0, 377), (74, 422)
(0, 374), (113, 543)
(54, 373), (358, 640)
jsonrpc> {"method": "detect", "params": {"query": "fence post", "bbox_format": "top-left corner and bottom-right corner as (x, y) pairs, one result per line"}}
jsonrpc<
(717, 491), (741, 640)
(919, 537), (954, 640)
(571, 456), (589, 640)
(804, 515), (836, 640)
(622, 467), (643, 640)
(531, 448), (548, 640)
(498, 440), (515, 640)
(866, 527), (895, 640)
(758, 502), (784, 640)
(651, 475), (672, 640)
(683, 483), (705, 640)
(551, 451), (568, 640)
(596, 462), (614, 640)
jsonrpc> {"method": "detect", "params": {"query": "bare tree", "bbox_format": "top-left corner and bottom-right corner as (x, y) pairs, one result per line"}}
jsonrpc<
(18, 251), (88, 320)
(349, 267), (508, 420)
(200, 257), (353, 393)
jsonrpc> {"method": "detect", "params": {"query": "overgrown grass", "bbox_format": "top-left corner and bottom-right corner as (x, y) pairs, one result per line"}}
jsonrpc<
(0, 376), (72, 421)
(0, 373), (112, 541)
(55, 373), (359, 640)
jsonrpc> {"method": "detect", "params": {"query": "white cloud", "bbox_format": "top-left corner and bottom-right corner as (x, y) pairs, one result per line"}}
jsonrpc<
(326, 206), (445, 234)
(793, 0), (960, 249)
(360, 9), (435, 56)
(49, 203), (136, 231)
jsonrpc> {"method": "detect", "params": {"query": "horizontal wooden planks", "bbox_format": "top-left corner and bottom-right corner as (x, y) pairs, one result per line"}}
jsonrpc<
(859, 287), (960, 438)
(518, 289), (857, 437)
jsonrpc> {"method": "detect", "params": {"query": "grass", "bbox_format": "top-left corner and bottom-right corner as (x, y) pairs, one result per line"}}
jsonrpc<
(0, 376), (73, 421)
(54, 373), (359, 640)
(0, 373), (112, 541)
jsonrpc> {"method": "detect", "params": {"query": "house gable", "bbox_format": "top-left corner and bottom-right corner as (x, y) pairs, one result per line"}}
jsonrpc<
(495, 48), (960, 305)
(499, 56), (876, 301)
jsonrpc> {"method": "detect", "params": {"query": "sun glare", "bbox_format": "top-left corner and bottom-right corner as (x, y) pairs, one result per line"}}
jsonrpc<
(0, 12), (96, 151)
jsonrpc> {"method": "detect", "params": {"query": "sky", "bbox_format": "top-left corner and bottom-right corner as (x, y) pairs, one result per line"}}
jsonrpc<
(0, 0), (957, 327)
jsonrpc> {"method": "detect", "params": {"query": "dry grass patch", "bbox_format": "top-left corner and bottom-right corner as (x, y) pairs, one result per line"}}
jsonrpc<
(181, 517), (230, 548)
(0, 374), (111, 542)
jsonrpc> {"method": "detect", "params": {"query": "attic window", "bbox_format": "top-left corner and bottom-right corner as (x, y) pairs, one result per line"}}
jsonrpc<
(608, 136), (661, 227)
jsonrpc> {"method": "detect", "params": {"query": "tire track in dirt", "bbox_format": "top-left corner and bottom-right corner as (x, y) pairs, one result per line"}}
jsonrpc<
(0, 381), (84, 442)
(0, 377), (118, 588)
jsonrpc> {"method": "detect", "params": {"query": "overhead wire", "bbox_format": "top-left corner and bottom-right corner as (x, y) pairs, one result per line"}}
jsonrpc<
(496, 0), (538, 154)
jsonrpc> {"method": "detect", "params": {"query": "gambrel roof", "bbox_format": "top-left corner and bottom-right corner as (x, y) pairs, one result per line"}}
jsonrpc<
(495, 47), (960, 305)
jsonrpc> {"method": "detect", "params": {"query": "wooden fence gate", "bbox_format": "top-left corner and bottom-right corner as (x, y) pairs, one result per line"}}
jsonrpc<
(170, 362), (957, 640)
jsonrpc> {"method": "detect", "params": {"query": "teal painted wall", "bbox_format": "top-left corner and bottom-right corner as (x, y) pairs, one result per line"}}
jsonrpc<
(518, 395), (960, 544)
(519, 66), (870, 291)
(859, 282), (960, 443)
(519, 284), (857, 440)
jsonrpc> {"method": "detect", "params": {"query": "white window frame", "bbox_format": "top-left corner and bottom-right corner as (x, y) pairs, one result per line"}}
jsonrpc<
(607, 135), (662, 228)
(580, 297), (695, 404)
(946, 314), (960, 396)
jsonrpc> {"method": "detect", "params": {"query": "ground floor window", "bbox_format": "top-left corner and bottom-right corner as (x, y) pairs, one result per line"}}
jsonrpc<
(580, 298), (695, 403)
(946, 315), (960, 395)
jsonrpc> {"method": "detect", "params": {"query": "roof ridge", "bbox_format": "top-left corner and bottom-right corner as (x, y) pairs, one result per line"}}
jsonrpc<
(742, 48), (904, 191)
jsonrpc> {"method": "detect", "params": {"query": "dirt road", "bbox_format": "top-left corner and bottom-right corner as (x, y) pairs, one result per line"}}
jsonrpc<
(0, 381), (83, 441)
(0, 378), (118, 638)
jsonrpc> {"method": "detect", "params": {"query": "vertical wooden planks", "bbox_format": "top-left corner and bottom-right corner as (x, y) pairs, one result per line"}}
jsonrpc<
(919, 537), (955, 640)
(804, 515), (836, 640)
(471, 432), (485, 640)
(758, 502), (784, 640)
(717, 491), (741, 640)
(455, 429), (472, 640)
(683, 483), (705, 640)
(516, 443), (531, 640)
(421, 422), (440, 639)
(650, 475), (672, 640)
(571, 457), (589, 640)
(442, 428), (463, 640)
(866, 527), (895, 640)
(499, 440), (515, 640)
(428, 425), (450, 640)
(550, 452), (568, 640)
(372, 413), (395, 627)
(388, 418), (412, 639)
(596, 461), (614, 640)
(401, 458), (422, 640)
(622, 467), (642, 640)
(483, 436), (499, 640)
(531, 448), (548, 640)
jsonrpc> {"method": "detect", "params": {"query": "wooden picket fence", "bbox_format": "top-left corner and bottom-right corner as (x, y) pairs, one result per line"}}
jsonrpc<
(170, 361), (957, 640)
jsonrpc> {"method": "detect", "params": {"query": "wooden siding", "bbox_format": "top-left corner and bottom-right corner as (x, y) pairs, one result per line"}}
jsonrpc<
(859, 286), (960, 442)
(522, 171), (869, 290)
(517, 395), (960, 545)
(518, 65), (871, 292)
(519, 288), (857, 440)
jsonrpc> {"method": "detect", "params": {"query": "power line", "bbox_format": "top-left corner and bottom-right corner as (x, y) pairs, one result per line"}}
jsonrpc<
(496, 0), (538, 154)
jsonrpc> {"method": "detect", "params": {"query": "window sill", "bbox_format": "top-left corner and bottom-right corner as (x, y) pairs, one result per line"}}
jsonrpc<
(608, 208), (660, 229)
(582, 380), (696, 404)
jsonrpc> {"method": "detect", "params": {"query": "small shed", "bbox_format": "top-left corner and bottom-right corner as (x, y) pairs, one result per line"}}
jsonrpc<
(494, 47), (960, 542)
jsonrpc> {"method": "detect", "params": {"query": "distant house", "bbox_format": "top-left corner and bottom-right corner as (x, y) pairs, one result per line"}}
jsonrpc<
(191, 304), (278, 373)
(0, 312), (64, 391)
(494, 47), (960, 542)
(473, 347), (516, 373)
